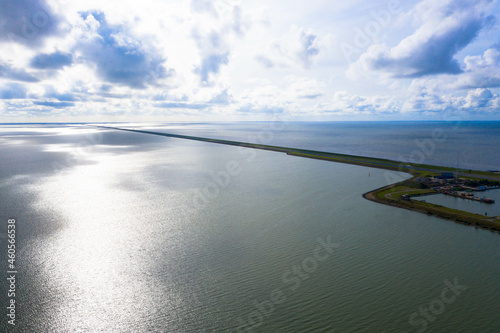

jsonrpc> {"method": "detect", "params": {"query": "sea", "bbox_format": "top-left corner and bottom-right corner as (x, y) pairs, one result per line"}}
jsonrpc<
(0, 121), (499, 332)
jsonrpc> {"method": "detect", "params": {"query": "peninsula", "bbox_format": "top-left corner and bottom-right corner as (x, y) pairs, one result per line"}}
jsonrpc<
(97, 125), (500, 234)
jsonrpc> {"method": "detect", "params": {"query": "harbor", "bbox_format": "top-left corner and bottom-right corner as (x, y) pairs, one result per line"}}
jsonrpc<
(414, 188), (500, 218)
(440, 190), (496, 204)
(407, 172), (499, 204)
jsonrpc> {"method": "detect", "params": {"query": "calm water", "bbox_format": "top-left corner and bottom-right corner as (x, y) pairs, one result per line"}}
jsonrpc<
(1, 122), (499, 332)
(144, 121), (500, 171)
(416, 190), (500, 217)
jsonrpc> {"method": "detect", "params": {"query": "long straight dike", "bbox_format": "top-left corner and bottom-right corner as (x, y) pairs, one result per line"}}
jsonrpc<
(96, 125), (442, 173)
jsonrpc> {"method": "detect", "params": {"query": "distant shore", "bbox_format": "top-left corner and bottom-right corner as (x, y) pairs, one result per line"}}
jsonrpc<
(98, 125), (500, 234)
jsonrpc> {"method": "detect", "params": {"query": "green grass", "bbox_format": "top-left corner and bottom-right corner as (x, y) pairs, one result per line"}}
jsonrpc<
(367, 178), (500, 233)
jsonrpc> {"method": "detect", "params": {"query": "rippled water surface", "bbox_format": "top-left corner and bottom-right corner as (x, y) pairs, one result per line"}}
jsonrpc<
(0, 122), (499, 332)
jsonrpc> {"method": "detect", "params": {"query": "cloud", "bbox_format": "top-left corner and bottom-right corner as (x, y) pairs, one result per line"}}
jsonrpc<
(237, 85), (287, 114)
(0, 62), (39, 82)
(255, 27), (320, 70)
(349, 0), (494, 78)
(236, 78), (326, 115)
(190, 0), (217, 15)
(455, 47), (500, 88)
(401, 89), (453, 112)
(401, 85), (499, 113)
(463, 88), (497, 108)
(208, 88), (234, 104)
(404, 46), (500, 92)
(194, 52), (229, 84)
(255, 55), (274, 68)
(325, 90), (398, 114)
(288, 77), (324, 99)
(33, 101), (75, 108)
(190, 1), (248, 85)
(155, 102), (208, 109)
(43, 86), (78, 102)
(30, 51), (73, 69)
(0, 0), (63, 47)
(76, 11), (171, 89)
(0, 83), (28, 99)
(296, 30), (319, 69)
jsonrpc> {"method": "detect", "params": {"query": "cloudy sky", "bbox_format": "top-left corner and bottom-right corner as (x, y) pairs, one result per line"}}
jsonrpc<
(0, 0), (499, 122)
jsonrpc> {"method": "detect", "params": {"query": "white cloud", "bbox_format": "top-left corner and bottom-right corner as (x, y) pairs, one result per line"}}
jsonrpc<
(401, 85), (499, 114)
(0, 0), (499, 121)
(456, 48), (500, 88)
(190, 0), (250, 85)
(463, 88), (498, 109)
(321, 90), (399, 115)
(255, 26), (320, 70)
(286, 77), (325, 99)
(348, 0), (495, 79)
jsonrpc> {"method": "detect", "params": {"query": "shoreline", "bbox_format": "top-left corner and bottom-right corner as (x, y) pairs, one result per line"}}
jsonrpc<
(362, 183), (500, 234)
(97, 125), (500, 234)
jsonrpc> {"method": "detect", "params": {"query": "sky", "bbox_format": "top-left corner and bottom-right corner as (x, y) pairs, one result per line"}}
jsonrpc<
(0, 0), (499, 122)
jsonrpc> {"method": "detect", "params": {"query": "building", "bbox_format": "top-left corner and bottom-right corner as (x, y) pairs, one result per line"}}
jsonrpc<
(435, 172), (454, 180)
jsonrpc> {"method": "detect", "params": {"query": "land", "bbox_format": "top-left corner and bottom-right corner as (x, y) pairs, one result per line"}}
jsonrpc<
(98, 125), (500, 234)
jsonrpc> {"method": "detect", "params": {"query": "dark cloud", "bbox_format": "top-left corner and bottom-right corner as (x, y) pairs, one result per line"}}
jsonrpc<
(33, 101), (75, 108)
(355, 0), (494, 78)
(30, 51), (73, 69)
(0, 0), (62, 47)
(77, 11), (171, 89)
(374, 18), (484, 77)
(0, 83), (27, 99)
(0, 62), (39, 82)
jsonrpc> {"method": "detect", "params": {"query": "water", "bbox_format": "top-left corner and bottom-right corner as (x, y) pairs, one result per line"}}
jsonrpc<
(141, 121), (500, 171)
(416, 190), (500, 217)
(1, 122), (499, 332)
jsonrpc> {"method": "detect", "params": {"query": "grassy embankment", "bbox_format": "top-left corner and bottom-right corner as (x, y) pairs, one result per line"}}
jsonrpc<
(364, 176), (500, 233)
